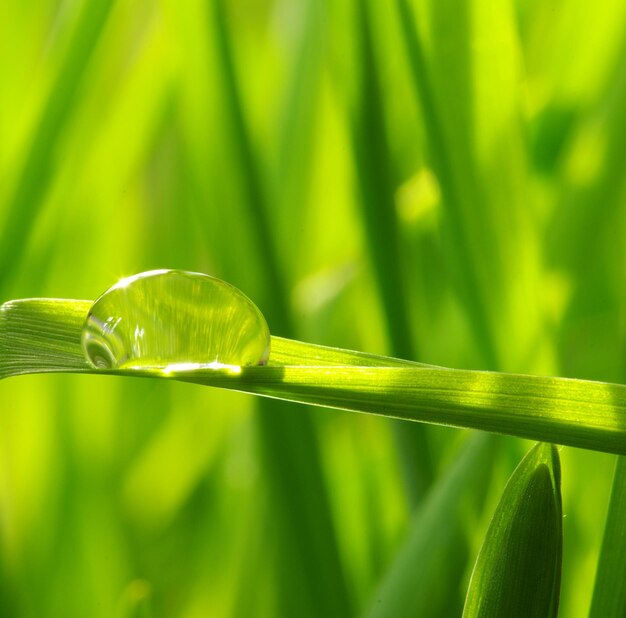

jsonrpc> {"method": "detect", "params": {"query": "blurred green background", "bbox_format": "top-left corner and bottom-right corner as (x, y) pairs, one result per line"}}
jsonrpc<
(0, 0), (625, 616)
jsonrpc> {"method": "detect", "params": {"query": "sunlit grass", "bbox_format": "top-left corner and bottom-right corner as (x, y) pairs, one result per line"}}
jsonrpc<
(1, 0), (625, 616)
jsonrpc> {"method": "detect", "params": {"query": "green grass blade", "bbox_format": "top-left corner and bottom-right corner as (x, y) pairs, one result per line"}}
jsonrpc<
(270, 336), (437, 368)
(210, 0), (290, 329)
(0, 0), (115, 291)
(366, 433), (495, 618)
(589, 455), (626, 617)
(0, 298), (437, 376)
(393, 0), (497, 368)
(194, 367), (626, 456)
(209, 3), (352, 614)
(4, 298), (626, 456)
(352, 0), (418, 365)
(462, 443), (562, 618)
(273, 0), (322, 250)
(350, 0), (433, 505)
(547, 36), (626, 276)
(0, 299), (91, 376)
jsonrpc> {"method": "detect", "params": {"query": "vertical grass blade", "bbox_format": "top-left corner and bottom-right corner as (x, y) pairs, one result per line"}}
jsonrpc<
(349, 0), (433, 505)
(462, 443), (562, 618)
(393, 0), (497, 368)
(0, 0), (116, 291)
(353, 0), (417, 365)
(210, 0), (290, 330)
(273, 0), (322, 250)
(209, 2), (351, 615)
(589, 456), (626, 617)
(546, 36), (626, 275)
(366, 433), (495, 618)
(394, 0), (538, 376)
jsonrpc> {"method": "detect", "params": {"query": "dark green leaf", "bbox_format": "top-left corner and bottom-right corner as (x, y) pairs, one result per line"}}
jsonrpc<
(462, 443), (562, 618)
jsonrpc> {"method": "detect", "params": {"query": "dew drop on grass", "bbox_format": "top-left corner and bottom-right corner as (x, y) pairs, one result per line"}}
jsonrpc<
(81, 269), (270, 372)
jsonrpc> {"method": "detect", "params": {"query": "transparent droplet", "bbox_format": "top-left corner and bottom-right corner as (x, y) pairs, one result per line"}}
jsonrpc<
(81, 269), (270, 372)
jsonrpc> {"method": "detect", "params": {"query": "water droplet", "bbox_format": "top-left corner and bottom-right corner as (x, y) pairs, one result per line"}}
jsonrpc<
(81, 269), (270, 371)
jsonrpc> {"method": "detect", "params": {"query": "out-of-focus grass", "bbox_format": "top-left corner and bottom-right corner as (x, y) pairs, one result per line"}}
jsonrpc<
(0, 0), (625, 616)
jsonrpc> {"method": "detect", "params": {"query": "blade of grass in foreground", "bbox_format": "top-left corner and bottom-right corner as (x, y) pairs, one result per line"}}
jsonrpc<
(589, 456), (626, 617)
(462, 442), (562, 618)
(3, 299), (626, 457)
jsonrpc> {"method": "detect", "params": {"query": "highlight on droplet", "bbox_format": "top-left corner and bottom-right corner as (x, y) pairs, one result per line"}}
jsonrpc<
(81, 269), (270, 372)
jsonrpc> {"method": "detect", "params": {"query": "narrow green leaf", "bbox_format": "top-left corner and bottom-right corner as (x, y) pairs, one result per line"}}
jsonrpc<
(210, 0), (290, 328)
(0, 0), (116, 291)
(208, 2), (352, 614)
(3, 299), (626, 456)
(394, 0), (497, 368)
(589, 455), (626, 617)
(0, 298), (437, 379)
(462, 443), (562, 618)
(367, 433), (496, 618)
(0, 299), (91, 376)
(352, 0), (418, 364)
(350, 0), (433, 506)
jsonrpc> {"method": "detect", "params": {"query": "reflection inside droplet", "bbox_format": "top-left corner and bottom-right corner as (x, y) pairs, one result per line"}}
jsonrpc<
(81, 269), (270, 371)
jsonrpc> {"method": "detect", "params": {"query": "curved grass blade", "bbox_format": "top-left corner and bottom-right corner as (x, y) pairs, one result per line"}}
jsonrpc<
(462, 443), (562, 618)
(589, 455), (626, 617)
(366, 433), (496, 618)
(3, 299), (626, 456)
(187, 368), (626, 456)
(0, 298), (437, 378)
